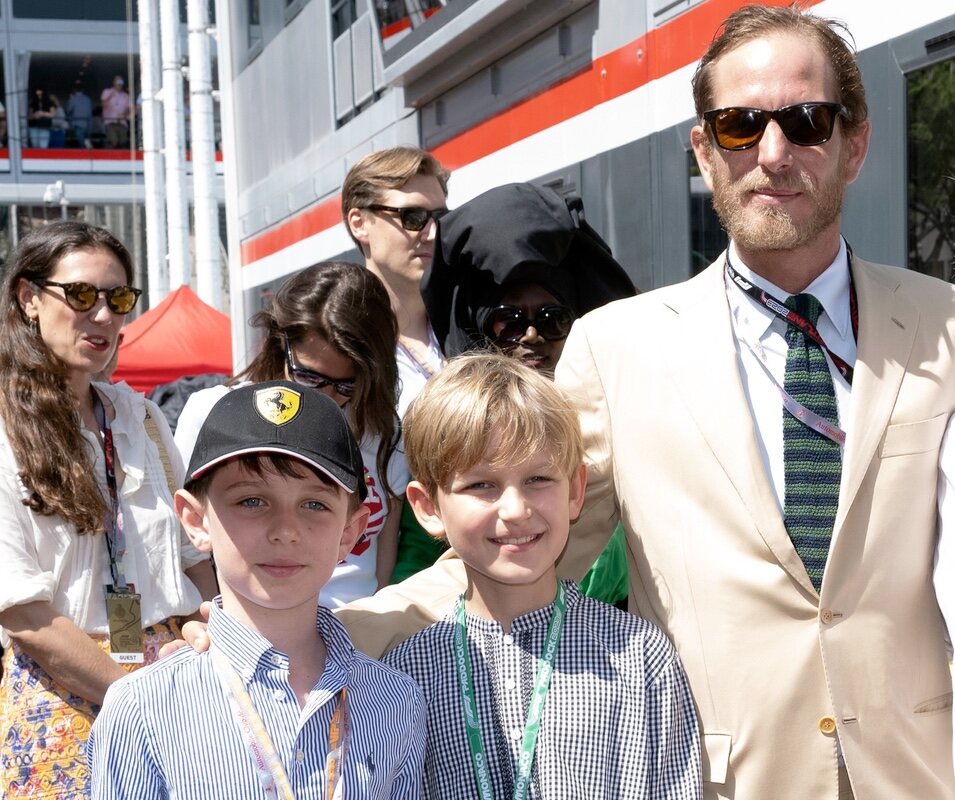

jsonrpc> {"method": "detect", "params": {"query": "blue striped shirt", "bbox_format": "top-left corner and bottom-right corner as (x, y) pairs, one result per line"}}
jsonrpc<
(88, 600), (425, 799)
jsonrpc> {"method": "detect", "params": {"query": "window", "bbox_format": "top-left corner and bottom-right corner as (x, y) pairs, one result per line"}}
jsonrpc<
(247, 0), (262, 50)
(907, 57), (955, 282)
(330, 0), (357, 39)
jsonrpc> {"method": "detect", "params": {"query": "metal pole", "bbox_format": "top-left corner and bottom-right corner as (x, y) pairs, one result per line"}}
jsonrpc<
(187, 0), (222, 310)
(160, 0), (190, 288)
(137, 0), (169, 306)
(214, 0), (245, 373)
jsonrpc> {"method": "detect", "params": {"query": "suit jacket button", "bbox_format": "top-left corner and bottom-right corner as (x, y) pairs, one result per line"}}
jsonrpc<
(820, 608), (834, 624)
(819, 715), (837, 735)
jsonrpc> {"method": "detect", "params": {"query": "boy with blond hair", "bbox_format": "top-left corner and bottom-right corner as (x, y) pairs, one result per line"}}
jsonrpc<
(88, 380), (425, 799)
(383, 353), (701, 799)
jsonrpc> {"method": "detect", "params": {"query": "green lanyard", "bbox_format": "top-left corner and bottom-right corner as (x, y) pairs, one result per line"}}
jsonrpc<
(454, 583), (567, 800)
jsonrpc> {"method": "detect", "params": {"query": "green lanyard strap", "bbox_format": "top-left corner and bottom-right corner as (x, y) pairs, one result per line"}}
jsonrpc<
(453, 583), (567, 800)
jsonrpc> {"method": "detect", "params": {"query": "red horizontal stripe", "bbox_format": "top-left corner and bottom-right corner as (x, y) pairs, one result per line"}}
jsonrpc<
(240, 195), (342, 265)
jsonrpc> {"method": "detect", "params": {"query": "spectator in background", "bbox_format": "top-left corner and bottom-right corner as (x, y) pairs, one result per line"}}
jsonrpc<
(100, 75), (130, 149)
(66, 82), (93, 148)
(342, 147), (449, 418)
(27, 88), (53, 149)
(48, 95), (68, 148)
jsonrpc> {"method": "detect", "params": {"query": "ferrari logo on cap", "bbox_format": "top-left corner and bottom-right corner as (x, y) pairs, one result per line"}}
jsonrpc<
(254, 387), (302, 426)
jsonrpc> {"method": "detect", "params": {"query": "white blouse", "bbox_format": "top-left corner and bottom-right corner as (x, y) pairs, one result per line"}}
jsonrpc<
(0, 380), (206, 647)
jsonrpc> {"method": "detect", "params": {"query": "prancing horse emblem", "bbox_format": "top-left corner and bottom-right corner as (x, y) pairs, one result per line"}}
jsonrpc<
(254, 387), (302, 426)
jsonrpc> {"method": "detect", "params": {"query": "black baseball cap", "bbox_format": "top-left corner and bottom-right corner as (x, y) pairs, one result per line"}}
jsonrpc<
(187, 380), (366, 501)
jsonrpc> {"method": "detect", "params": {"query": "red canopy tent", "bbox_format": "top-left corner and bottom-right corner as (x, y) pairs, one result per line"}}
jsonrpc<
(113, 285), (233, 394)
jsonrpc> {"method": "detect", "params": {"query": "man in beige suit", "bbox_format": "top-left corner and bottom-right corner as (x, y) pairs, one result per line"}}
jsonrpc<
(181, 6), (955, 798)
(549, 6), (955, 799)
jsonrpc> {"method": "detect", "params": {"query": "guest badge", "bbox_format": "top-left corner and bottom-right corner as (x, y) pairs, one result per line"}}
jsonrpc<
(105, 584), (145, 663)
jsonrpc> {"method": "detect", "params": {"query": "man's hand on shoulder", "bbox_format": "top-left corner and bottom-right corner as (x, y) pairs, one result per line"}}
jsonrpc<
(157, 601), (212, 658)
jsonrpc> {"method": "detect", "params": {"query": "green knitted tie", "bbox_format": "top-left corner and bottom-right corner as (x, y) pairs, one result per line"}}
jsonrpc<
(783, 294), (841, 592)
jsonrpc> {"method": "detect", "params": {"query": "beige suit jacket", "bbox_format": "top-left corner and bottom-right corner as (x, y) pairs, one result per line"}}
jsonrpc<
(339, 254), (955, 799)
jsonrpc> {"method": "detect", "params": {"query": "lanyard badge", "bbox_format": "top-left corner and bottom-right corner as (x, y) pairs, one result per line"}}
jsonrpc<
(93, 390), (145, 663)
(455, 583), (567, 800)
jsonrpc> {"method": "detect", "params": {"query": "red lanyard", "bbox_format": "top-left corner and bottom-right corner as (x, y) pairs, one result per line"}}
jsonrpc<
(724, 249), (858, 385)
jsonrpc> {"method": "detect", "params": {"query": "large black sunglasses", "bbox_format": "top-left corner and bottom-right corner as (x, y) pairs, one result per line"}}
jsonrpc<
(32, 279), (142, 315)
(702, 102), (848, 151)
(284, 338), (356, 398)
(484, 304), (575, 343)
(365, 204), (448, 232)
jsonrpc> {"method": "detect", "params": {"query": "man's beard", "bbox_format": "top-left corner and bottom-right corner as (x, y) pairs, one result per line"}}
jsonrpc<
(709, 150), (847, 253)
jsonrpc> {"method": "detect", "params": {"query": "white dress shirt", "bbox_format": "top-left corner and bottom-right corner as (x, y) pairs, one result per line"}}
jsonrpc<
(726, 238), (855, 523)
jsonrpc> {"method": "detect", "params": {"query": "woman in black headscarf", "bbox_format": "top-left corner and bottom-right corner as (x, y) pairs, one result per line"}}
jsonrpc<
(406, 182), (635, 606)
(422, 182), (636, 376)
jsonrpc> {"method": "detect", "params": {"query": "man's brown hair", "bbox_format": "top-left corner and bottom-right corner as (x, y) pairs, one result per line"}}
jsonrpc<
(692, 4), (868, 136)
(341, 146), (450, 247)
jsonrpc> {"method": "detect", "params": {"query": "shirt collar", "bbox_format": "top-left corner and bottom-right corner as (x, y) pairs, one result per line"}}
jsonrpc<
(460, 580), (582, 635)
(207, 599), (355, 686)
(727, 238), (851, 339)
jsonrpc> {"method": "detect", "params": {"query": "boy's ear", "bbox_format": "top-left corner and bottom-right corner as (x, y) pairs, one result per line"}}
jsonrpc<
(405, 481), (447, 539)
(338, 503), (371, 562)
(175, 489), (213, 552)
(568, 463), (587, 523)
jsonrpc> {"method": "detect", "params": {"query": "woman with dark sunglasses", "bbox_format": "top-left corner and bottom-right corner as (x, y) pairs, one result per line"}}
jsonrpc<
(407, 182), (638, 606)
(174, 261), (405, 608)
(0, 221), (217, 799)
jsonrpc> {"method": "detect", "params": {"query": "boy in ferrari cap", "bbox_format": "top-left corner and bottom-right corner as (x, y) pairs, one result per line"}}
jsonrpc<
(88, 380), (425, 799)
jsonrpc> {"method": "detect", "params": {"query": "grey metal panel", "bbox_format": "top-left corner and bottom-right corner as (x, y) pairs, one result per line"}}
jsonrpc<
(420, 3), (597, 149)
(352, 12), (375, 106)
(392, 0), (592, 105)
(841, 42), (907, 269)
(593, 0), (648, 59)
(287, 175), (318, 216)
(333, 29), (354, 121)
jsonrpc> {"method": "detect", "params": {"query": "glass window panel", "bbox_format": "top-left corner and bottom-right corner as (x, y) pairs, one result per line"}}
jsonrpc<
(907, 58), (955, 282)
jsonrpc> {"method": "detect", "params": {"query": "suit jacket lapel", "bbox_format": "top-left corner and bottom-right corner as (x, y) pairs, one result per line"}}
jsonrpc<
(668, 259), (814, 593)
(835, 257), (918, 532)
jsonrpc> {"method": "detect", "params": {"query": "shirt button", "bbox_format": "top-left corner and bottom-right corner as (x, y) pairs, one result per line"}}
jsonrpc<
(819, 715), (837, 735)
(295, 749), (305, 763)
(820, 608), (834, 624)
(504, 678), (517, 691)
(270, 653), (284, 667)
(240, 668), (254, 682)
(272, 689), (285, 702)
(510, 727), (522, 741)
(502, 634), (514, 646)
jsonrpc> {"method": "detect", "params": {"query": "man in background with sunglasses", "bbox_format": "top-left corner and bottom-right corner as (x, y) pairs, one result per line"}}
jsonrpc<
(343, 147), (450, 418)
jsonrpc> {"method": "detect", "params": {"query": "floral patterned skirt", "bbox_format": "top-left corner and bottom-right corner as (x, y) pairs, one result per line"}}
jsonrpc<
(0, 618), (182, 799)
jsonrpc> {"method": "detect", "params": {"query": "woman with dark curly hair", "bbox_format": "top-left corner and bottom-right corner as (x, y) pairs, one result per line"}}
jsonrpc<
(175, 260), (404, 605)
(0, 220), (216, 799)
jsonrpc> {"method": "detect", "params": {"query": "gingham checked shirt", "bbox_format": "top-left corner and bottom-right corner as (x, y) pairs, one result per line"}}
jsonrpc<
(384, 580), (702, 799)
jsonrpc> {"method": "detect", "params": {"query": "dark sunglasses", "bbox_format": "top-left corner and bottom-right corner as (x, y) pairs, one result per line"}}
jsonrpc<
(484, 304), (575, 343)
(284, 338), (356, 397)
(703, 102), (848, 151)
(32, 279), (142, 314)
(365, 204), (448, 232)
